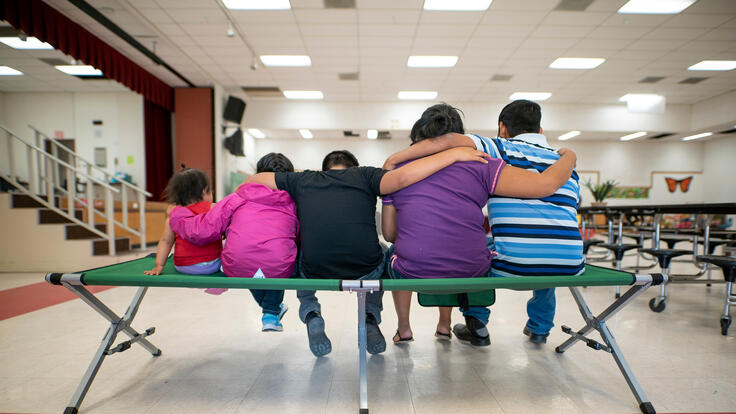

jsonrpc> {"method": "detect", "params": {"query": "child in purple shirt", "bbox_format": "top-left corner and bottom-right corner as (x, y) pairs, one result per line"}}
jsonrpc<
(382, 104), (576, 345)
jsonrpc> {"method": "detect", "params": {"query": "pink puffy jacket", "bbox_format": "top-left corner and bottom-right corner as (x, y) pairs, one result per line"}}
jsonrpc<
(169, 183), (299, 278)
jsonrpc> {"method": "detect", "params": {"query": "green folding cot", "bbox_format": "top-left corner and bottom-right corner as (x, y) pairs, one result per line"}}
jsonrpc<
(46, 255), (665, 414)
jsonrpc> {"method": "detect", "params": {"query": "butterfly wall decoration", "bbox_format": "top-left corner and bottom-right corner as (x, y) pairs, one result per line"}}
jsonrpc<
(665, 176), (693, 193)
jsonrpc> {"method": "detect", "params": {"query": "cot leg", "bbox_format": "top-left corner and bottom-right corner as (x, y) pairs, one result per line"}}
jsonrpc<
(555, 285), (655, 414)
(356, 291), (369, 414)
(62, 285), (161, 413)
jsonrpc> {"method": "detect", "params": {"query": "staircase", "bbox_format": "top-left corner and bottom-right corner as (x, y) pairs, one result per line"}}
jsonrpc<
(1, 124), (151, 259)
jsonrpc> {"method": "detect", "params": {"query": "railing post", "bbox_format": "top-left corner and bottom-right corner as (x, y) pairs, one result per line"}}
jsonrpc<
(86, 178), (94, 228)
(8, 131), (16, 185)
(121, 185), (128, 229)
(34, 130), (42, 192)
(67, 168), (76, 217)
(45, 156), (54, 205)
(106, 188), (115, 255)
(51, 143), (60, 192)
(27, 146), (37, 194)
(138, 191), (146, 250)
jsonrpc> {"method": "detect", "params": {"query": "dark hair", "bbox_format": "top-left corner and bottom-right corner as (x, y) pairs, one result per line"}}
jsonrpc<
(163, 167), (210, 206)
(410, 103), (465, 144)
(322, 150), (359, 171)
(498, 99), (541, 138)
(257, 152), (294, 173)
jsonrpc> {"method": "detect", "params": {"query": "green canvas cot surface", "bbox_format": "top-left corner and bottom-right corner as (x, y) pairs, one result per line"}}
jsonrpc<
(78, 256), (635, 292)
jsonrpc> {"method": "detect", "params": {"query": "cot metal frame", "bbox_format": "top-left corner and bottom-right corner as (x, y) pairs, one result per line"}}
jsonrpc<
(46, 272), (665, 414)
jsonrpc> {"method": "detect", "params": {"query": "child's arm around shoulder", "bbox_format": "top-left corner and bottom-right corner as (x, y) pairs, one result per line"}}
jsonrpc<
(494, 148), (577, 198)
(243, 172), (277, 189)
(169, 193), (246, 246)
(144, 205), (176, 275)
(381, 203), (397, 243)
(383, 132), (476, 170)
(379, 147), (491, 195)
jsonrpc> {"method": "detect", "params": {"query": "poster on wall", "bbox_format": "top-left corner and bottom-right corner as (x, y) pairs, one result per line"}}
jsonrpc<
(609, 186), (649, 199)
(664, 176), (693, 193)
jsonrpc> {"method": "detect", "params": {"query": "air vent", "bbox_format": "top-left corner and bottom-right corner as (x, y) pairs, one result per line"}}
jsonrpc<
(490, 74), (513, 82)
(343, 130), (360, 137)
(338, 72), (359, 81)
(324, 0), (356, 8)
(679, 77), (709, 84)
(639, 76), (665, 83)
(377, 130), (391, 140)
(649, 133), (675, 139)
(241, 86), (283, 98)
(553, 0), (593, 11)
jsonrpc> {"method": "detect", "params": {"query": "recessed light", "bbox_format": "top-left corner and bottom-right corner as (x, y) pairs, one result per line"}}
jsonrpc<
(0, 37), (53, 50)
(509, 92), (551, 101)
(618, 0), (695, 14)
(367, 129), (378, 139)
(549, 57), (605, 69)
(558, 131), (581, 141)
(682, 132), (712, 141)
(619, 93), (665, 113)
(55, 65), (102, 76)
(299, 129), (313, 139)
(283, 90), (323, 100)
(398, 91), (438, 100)
(260, 55), (311, 67)
(620, 131), (647, 141)
(223, 0), (291, 9)
(247, 128), (265, 139)
(407, 56), (458, 68)
(424, 0), (493, 11)
(0, 66), (23, 75)
(688, 60), (736, 71)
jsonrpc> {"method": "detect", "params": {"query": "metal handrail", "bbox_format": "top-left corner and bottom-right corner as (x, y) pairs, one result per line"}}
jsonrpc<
(28, 125), (152, 197)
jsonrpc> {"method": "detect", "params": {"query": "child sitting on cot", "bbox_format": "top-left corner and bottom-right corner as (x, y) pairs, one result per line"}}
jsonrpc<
(169, 153), (299, 332)
(144, 167), (222, 279)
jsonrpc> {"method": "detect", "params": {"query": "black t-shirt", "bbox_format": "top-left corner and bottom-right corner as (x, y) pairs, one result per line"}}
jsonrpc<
(275, 167), (387, 279)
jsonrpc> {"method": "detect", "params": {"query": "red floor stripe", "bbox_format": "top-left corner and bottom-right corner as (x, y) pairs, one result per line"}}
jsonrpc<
(0, 282), (115, 321)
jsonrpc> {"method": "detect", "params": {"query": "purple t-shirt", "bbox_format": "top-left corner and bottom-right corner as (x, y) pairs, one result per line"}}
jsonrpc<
(383, 159), (505, 278)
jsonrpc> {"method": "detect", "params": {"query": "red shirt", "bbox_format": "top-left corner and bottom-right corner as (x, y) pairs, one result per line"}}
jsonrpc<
(173, 201), (222, 266)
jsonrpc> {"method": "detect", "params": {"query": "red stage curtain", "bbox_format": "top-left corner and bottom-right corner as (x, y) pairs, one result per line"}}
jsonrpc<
(0, 0), (173, 111)
(144, 100), (173, 201)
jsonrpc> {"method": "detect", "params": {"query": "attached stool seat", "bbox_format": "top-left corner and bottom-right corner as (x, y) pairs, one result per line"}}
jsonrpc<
(638, 248), (690, 313)
(659, 236), (688, 249)
(698, 239), (730, 255)
(583, 239), (603, 255)
(598, 243), (641, 298)
(696, 255), (736, 335)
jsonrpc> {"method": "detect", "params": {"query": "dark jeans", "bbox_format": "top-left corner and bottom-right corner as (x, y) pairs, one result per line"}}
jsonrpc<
(249, 289), (285, 316)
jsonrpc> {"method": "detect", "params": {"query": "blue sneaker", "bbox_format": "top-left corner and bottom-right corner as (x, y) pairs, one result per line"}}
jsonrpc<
(262, 304), (288, 332)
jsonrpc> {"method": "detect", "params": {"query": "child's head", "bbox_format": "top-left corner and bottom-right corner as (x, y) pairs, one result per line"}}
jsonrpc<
(163, 167), (211, 205)
(497, 99), (542, 138)
(322, 150), (359, 171)
(410, 103), (465, 144)
(256, 152), (294, 173)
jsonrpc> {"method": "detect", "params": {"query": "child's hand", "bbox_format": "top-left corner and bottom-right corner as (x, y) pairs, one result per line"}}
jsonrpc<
(556, 148), (577, 167)
(144, 265), (164, 276)
(382, 156), (398, 171)
(450, 147), (491, 164)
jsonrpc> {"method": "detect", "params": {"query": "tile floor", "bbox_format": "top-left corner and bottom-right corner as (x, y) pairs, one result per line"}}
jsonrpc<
(1, 247), (735, 414)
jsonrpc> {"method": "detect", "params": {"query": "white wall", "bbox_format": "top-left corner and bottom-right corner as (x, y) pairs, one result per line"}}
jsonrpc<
(702, 136), (736, 203)
(0, 91), (145, 188)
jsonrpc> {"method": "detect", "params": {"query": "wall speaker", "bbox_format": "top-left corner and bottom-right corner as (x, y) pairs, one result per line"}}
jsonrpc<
(223, 96), (246, 124)
(224, 128), (244, 156)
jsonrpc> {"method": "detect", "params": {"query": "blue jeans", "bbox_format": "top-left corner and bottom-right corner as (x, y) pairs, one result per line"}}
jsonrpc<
(174, 258), (222, 275)
(297, 247), (386, 324)
(386, 244), (491, 325)
(250, 289), (284, 315)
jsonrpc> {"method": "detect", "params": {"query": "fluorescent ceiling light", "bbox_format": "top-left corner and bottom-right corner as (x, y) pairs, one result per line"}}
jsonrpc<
(509, 92), (551, 101)
(619, 93), (665, 113)
(424, 0), (493, 11)
(247, 128), (265, 139)
(398, 91), (438, 100)
(618, 0), (695, 14)
(299, 129), (313, 139)
(224, 0), (291, 9)
(0, 66), (23, 75)
(682, 132), (712, 141)
(558, 131), (581, 141)
(549, 57), (605, 69)
(283, 90), (323, 99)
(0, 36), (53, 50)
(55, 65), (102, 76)
(620, 131), (647, 141)
(407, 55), (458, 68)
(259, 55), (311, 67)
(688, 60), (736, 71)
(367, 129), (378, 139)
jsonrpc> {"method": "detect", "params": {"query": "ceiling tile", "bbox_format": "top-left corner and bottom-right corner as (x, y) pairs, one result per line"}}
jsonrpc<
(416, 24), (476, 37)
(602, 13), (671, 27)
(542, 11), (611, 26)
(358, 24), (417, 37)
(474, 25), (535, 38)
(661, 14), (733, 28)
(154, 0), (218, 8)
(357, 10), (420, 24)
(231, 10), (296, 23)
(587, 26), (652, 39)
(355, 0), (423, 8)
(166, 8), (227, 23)
(482, 11), (548, 26)
(531, 25), (596, 38)
(359, 36), (413, 48)
(644, 27), (710, 40)
(294, 9), (357, 23)
(419, 11), (484, 25)
(298, 23), (359, 36)
(698, 28), (736, 41)
(490, 0), (558, 11)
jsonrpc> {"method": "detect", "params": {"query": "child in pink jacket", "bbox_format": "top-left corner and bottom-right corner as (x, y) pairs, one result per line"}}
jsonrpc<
(169, 153), (298, 332)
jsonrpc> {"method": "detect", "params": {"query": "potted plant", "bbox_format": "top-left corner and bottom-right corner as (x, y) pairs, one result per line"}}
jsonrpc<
(585, 179), (618, 207)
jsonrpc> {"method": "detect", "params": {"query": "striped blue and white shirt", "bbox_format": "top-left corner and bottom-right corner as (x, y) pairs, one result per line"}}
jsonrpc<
(469, 133), (584, 277)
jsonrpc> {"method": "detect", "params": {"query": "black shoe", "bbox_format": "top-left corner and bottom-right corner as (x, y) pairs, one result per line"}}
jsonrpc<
(305, 311), (332, 357)
(523, 327), (549, 344)
(365, 313), (386, 355)
(452, 316), (490, 347)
